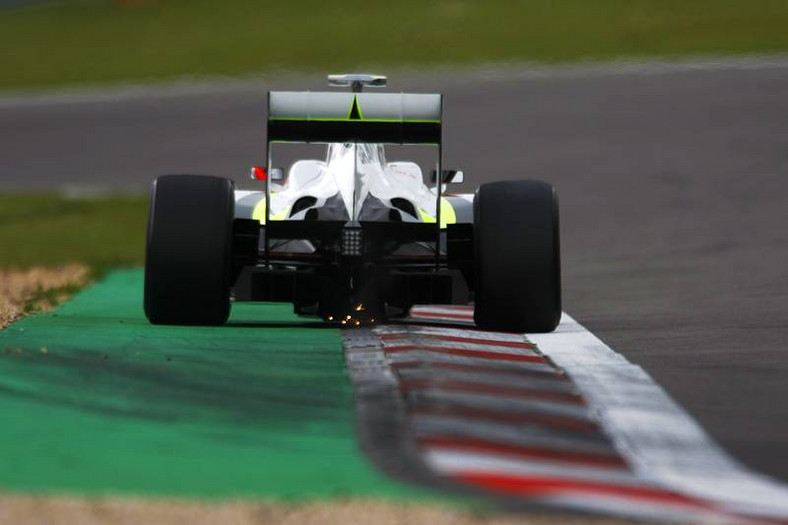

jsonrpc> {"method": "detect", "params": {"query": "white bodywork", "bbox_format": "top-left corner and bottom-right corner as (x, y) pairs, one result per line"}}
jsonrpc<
(235, 143), (472, 225)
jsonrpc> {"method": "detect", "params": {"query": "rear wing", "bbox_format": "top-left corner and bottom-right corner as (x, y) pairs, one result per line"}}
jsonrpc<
(267, 91), (442, 145)
(261, 82), (446, 264)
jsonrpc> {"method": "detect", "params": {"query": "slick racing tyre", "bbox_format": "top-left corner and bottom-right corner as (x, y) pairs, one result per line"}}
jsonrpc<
(473, 180), (561, 333)
(144, 174), (235, 325)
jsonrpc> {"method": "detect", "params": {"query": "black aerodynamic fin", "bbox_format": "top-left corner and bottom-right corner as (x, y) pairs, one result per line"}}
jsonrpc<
(348, 95), (362, 120)
(290, 196), (318, 217)
(390, 197), (418, 219)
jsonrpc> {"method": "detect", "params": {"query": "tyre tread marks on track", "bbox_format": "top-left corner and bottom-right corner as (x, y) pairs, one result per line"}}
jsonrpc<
(343, 306), (788, 524)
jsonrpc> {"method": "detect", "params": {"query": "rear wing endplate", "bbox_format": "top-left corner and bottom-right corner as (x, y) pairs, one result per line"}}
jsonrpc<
(267, 91), (442, 144)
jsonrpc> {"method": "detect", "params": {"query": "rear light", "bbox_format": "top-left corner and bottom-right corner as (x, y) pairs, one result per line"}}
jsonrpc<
(341, 227), (363, 257)
(250, 165), (267, 180)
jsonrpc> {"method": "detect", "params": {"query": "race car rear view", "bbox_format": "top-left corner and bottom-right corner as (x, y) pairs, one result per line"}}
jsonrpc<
(144, 74), (561, 333)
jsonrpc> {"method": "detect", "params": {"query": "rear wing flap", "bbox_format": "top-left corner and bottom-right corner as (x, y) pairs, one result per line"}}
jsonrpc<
(267, 91), (442, 144)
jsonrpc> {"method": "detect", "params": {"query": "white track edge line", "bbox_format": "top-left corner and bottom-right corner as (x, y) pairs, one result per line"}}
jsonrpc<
(528, 313), (788, 520)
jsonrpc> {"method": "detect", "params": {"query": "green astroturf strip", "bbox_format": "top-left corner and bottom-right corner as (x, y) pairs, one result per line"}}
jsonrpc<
(0, 269), (419, 500)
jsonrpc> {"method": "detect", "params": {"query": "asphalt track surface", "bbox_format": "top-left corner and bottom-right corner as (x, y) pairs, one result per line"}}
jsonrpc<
(1, 60), (788, 482)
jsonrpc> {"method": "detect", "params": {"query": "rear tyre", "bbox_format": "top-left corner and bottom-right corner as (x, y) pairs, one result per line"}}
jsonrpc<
(473, 180), (561, 333)
(144, 174), (235, 325)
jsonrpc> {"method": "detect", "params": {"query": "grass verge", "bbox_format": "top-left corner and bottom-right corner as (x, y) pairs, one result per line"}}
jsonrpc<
(0, 192), (147, 322)
(2, 0), (788, 91)
(0, 192), (147, 273)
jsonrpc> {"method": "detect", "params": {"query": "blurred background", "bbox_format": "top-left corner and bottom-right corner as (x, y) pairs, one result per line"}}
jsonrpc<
(2, 0), (788, 91)
(2, 0), (788, 488)
(2, 0), (788, 269)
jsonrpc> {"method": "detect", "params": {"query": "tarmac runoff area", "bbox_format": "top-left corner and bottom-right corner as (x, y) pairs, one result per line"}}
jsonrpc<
(0, 270), (424, 502)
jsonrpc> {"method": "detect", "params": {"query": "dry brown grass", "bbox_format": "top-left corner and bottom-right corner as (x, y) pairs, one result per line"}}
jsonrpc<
(0, 494), (639, 525)
(0, 264), (89, 329)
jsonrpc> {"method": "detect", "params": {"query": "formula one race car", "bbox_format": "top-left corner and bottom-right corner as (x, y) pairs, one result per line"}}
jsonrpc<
(144, 74), (561, 333)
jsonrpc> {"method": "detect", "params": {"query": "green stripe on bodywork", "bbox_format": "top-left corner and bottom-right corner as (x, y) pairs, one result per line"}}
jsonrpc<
(0, 269), (425, 500)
